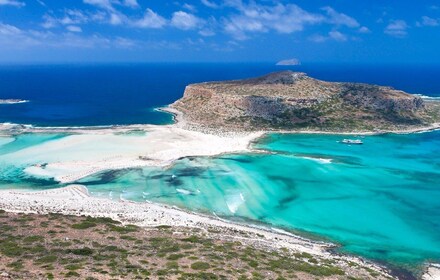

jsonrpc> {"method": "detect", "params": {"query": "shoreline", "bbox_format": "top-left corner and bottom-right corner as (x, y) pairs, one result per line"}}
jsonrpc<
(2, 103), (440, 136)
(3, 118), (438, 185)
(0, 107), (439, 279)
(0, 185), (394, 279)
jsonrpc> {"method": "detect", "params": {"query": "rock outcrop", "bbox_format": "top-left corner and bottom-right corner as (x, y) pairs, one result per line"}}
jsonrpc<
(171, 71), (440, 132)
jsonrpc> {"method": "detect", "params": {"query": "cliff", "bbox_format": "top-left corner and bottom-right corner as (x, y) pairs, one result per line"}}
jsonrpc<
(171, 71), (440, 132)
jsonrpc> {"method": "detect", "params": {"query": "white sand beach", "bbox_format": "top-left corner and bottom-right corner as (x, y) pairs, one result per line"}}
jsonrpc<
(0, 185), (392, 278)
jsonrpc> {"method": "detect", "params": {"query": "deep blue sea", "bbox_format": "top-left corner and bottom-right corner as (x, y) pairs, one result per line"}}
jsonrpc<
(1, 63), (440, 272)
(0, 63), (439, 126)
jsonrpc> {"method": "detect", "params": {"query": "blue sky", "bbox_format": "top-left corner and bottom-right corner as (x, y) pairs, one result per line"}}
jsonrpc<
(0, 0), (439, 63)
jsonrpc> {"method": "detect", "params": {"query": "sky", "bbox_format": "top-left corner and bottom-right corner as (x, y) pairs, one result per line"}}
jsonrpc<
(0, 0), (439, 64)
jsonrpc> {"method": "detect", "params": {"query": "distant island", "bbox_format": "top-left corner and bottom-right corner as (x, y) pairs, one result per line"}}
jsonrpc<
(171, 71), (440, 133)
(276, 58), (301, 66)
(0, 99), (29, 104)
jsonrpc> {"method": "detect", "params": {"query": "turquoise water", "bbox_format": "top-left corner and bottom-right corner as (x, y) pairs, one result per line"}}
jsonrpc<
(0, 131), (440, 267)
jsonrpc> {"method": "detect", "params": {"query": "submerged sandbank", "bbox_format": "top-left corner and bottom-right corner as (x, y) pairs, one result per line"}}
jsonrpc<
(0, 124), (263, 184)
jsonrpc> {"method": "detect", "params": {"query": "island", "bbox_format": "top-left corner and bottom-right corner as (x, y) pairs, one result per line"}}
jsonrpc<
(276, 58), (301, 66)
(171, 71), (440, 133)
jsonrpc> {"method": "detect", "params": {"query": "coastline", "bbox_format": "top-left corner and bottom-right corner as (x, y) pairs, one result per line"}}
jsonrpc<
(0, 106), (439, 187)
(0, 185), (394, 279)
(0, 106), (439, 279)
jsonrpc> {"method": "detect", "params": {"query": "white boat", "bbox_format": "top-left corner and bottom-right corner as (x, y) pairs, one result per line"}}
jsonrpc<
(341, 139), (363, 145)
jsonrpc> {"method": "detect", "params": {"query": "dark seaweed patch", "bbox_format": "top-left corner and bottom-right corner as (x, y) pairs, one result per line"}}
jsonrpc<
(217, 156), (253, 164)
(149, 174), (168, 180)
(81, 169), (132, 185)
(164, 177), (184, 187)
(384, 168), (440, 184)
(175, 167), (206, 177)
(276, 193), (299, 210)
(267, 175), (296, 187)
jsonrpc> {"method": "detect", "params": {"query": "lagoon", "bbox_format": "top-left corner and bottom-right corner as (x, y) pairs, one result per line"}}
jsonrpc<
(1, 130), (439, 267)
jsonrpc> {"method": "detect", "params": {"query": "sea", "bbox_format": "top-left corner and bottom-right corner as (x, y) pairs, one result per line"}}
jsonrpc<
(0, 63), (439, 273)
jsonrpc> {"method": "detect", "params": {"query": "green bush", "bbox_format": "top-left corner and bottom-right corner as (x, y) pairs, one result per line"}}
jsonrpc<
(35, 255), (57, 264)
(71, 221), (97, 229)
(68, 247), (94, 256)
(23, 235), (44, 243)
(191, 262), (210, 270)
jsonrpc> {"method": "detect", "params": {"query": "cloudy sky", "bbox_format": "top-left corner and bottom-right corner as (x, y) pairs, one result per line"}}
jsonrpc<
(0, 0), (439, 63)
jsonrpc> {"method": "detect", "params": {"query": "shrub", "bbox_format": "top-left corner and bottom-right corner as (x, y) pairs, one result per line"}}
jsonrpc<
(69, 247), (94, 256)
(35, 255), (57, 264)
(71, 221), (97, 229)
(167, 253), (185, 260)
(23, 235), (44, 243)
(191, 262), (210, 270)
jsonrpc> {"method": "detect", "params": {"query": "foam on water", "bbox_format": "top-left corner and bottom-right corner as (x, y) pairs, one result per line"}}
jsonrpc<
(299, 156), (333, 164)
(176, 188), (192, 195)
(225, 191), (246, 214)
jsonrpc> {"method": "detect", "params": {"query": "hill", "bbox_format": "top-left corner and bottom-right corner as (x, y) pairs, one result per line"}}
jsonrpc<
(171, 71), (440, 132)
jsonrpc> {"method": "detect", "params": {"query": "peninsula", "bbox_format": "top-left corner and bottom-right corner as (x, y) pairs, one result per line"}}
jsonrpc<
(171, 71), (440, 132)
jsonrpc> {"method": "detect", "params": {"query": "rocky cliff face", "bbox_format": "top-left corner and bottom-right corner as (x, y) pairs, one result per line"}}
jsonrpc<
(172, 71), (439, 132)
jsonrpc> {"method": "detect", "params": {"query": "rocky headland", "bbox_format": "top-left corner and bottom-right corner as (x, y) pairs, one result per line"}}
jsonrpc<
(171, 71), (440, 133)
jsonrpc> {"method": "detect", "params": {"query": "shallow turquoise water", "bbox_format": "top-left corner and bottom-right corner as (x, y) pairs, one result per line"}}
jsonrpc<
(1, 131), (440, 267)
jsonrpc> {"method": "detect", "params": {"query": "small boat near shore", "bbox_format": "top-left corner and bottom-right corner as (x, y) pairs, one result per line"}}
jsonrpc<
(340, 139), (363, 145)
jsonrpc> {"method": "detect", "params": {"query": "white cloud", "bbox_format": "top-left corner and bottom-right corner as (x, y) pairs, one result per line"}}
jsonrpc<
(133, 9), (167, 28)
(384, 20), (408, 37)
(122, 0), (139, 8)
(0, 0), (24, 7)
(66, 25), (82, 33)
(417, 16), (439, 27)
(329, 30), (347, 41)
(199, 29), (215, 36)
(60, 10), (89, 25)
(42, 9), (106, 29)
(83, 0), (139, 10)
(358, 26), (370, 33)
(322, 7), (359, 28)
(309, 30), (348, 43)
(0, 22), (139, 50)
(0, 23), (44, 48)
(42, 15), (58, 29)
(0, 22), (21, 35)
(182, 3), (196, 12)
(201, 0), (219, 9)
(223, 2), (324, 39)
(308, 34), (327, 43)
(109, 13), (124, 25)
(171, 11), (202, 30)
(83, 0), (114, 11)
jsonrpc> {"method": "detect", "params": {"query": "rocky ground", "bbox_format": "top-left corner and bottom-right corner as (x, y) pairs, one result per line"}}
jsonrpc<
(0, 210), (395, 280)
(172, 71), (440, 133)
